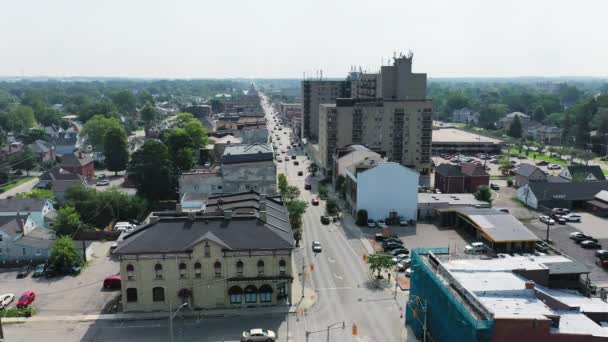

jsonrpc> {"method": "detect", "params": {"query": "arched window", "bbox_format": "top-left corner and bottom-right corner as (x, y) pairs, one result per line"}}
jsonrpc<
(259, 284), (273, 303)
(236, 261), (244, 276)
(152, 287), (165, 302)
(126, 264), (135, 280)
(126, 288), (138, 302)
(214, 261), (221, 278)
(194, 262), (202, 278)
(244, 285), (258, 303)
(179, 262), (187, 279)
(257, 260), (265, 275)
(204, 243), (211, 257)
(154, 263), (162, 280)
(279, 260), (286, 275)
(229, 286), (243, 304)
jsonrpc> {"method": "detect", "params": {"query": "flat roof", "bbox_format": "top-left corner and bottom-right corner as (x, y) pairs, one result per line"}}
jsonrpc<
(418, 193), (486, 206)
(432, 128), (503, 144)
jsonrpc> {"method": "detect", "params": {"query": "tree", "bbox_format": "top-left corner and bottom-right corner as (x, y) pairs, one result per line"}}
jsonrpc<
(284, 185), (300, 201)
(209, 98), (224, 113)
(308, 163), (318, 177)
(16, 189), (56, 202)
(356, 209), (368, 226)
(22, 128), (48, 144)
(285, 199), (307, 231)
(475, 185), (493, 203)
(498, 157), (512, 175)
(366, 253), (394, 279)
(184, 119), (208, 148)
(54, 205), (81, 236)
(173, 148), (195, 172)
(81, 115), (122, 149)
(163, 128), (197, 171)
(508, 115), (522, 138)
(318, 185), (328, 200)
(110, 90), (136, 114)
(104, 126), (129, 175)
(326, 199), (338, 215)
(140, 102), (157, 127)
(6, 106), (36, 133)
(127, 140), (176, 202)
(533, 105), (546, 122)
(13, 147), (36, 176)
(278, 174), (288, 195)
(49, 236), (80, 270)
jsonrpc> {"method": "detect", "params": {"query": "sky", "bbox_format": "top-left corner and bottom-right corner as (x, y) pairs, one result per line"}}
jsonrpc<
(1, 0), (607, 79)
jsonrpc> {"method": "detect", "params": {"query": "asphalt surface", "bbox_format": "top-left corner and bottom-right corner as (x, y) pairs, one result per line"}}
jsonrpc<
(3, 94), (409, 341)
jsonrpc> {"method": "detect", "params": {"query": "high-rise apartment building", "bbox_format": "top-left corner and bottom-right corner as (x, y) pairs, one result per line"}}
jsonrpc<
(316, 54), (432, 182)
(301, 80), (349, 141)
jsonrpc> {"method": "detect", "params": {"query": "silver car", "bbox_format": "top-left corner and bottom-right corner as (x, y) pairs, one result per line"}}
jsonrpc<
(241, 329), (276, 342)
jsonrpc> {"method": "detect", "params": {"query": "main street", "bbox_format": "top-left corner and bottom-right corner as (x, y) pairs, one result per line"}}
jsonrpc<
(3, 94), (408, 341)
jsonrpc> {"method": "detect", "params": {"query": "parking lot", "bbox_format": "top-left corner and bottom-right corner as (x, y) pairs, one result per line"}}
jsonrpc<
(0, 242), (120, 315)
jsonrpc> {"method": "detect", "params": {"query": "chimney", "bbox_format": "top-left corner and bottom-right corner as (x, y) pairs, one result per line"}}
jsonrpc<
(176, 203), (182, 214)
(224, 209), (233, 220)
(259, 210), (267, 223)
(259, 194), (266, 211)
(149, 216), (159, 224)
(525, 280), (535, 290)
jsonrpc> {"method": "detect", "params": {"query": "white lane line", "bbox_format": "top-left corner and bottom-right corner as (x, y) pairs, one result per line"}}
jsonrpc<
(333, 273), (343, 280)
(328, 257), (336, 263)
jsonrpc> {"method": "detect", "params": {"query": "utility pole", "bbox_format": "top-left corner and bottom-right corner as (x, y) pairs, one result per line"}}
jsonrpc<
(301, 257), (306, 299)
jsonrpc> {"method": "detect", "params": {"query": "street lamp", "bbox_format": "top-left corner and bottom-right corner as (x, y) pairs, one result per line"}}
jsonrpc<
(169, 302), (189, 342)
(407, 295), (428, 342)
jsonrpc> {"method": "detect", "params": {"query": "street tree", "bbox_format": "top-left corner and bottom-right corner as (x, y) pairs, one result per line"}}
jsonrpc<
(104, 126), (129, 175)
(307, 162), (318, 176)
(285, 199), (307, 231)
(54, 205), (81, 236)
(127, 140), (176, 202)
(284, 185), (300, 201)
(81, 115), (122, 149)
(16, 188), (56, 202)
(318, 185), (328, 200)
(49, 236), (80, 270)
(278, 174), (288, 195)
(109, 90), (136, 114)
(326, 199), (338, 215)
(22, 128), (48, 144)
(366, 253), (394, 279)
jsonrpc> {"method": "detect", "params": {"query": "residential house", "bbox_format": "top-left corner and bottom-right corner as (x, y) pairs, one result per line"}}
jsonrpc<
(29, 140), (56, 163)
(451, 108), (479, 125)
(534, 126), (562, 145)
(0, 142), (24, 161)
(498, 112), (530, 129)
(514, 163), (547, 187)
(559, 165), (606, 182)
(344, 162), (419, 221)
(37, 167), (88, 202)
(434, 162), (490, 193)
(516, 181), (608, 209)
(113, 192), (294, 312)
(0, 213), (56, 266)
(54, 130), (79, 156)
(60, 151), (94, 178)
(0, 198), (56, 229)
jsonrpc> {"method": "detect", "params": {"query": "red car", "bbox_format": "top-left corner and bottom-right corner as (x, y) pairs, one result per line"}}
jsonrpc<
(311, 197), (320, 206)
(103, 275), (122, 290)
(17, 291), (35, 308)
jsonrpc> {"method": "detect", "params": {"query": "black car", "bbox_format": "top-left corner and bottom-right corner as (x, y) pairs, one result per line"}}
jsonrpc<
(44, 266), (56, 278)
(383, 243), (404, 251)
(374, 233), (385, 242)
(16, 266), (32, 279)
(383, 238), (403, 246)
(390, 248), (409, 256)
(581, 240), (602, 249)
(320, 215), (331, 225)
(576, 236), (599, 244)
(551, 215), (567, 225)
(490, 183), (500, 190)
(573, 234), (596, 243)
(298, 171), (303, 176)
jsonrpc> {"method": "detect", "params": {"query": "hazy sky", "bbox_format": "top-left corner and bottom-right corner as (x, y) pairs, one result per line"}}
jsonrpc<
(1, 0), (606, 79)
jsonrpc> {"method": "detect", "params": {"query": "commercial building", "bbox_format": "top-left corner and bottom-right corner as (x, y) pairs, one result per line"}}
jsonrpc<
(114, 192), (294, 312)
(317, 54), (432, 181)
(332, 145), (385, 183)
(301, 79), (350, 141)
(434, 162), (489, 194)
(407, 251), (608, 342)
(516, 181), (608, 210)
(417, 193), (488, 220)
(431, 128), (504, 155)
(344, 162), (418, 221)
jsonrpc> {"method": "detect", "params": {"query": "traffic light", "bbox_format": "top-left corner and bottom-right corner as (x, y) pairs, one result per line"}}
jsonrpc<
(352, 324), (358, 335)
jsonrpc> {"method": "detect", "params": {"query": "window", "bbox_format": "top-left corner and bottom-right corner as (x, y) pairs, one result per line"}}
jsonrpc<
(204, 243), (211, 257)
(244, 285), (258, 303)
(152, 287), (165, 302)
(127, 264), (135, 280)
(35, 249), (41, 256)
(22, 248), (26, 256)
(259, 284), (273, 303)
(126, 288), (138, 302)
(214, 261), (221, 278)
(179, 263), (187, 279)
(154, 263), (162, 280)
(257, 260), (264, 276)
(229, 286), (243, 304)
(236, 261), (244, 276)
(279, 260), (286, 275)
(194, 262), (202, 278)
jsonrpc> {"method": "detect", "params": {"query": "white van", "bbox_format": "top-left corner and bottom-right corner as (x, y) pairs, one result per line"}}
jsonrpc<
(114, 221), (134, 233)
(464, 242), (486, 254)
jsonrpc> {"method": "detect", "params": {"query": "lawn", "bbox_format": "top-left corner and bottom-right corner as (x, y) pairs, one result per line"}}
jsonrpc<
(0, 176), (36, 193)
(505, 148), (567, 167)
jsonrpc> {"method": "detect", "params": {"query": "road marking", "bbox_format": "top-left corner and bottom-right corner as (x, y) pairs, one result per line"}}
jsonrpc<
(328, 257), (336, 263)
(316, 287), (353, 291)
(334, 273), (343, 280)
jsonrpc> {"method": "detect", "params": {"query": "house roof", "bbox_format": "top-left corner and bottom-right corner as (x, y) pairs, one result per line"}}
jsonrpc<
(222, 143), (273, 164)
(39, 167), (83, 181)
(547, 175), (570, 183)
(115, 192), (293, 255)
(29, 140), (53, 154)
(528, 181), (608, 202)
(564, 165), (606, 181)
(54, 131), (78, 146)
(515, 163), (543, 178)
(435, 163), (463, 177)
(15, 236), (54, 249)
(436, 162), (488, 177)
(0, 214), (28, 236)
(0, 199), (47, 213)
(460, 162), (488, 177)
(60, 151), (93, 167)
(595, 190), (608, 203)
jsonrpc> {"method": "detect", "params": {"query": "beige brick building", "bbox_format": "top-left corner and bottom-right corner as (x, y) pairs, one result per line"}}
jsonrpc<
(114, 192), (294, 312)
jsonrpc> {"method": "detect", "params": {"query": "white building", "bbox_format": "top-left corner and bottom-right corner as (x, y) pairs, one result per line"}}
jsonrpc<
(344, 162), (418, 221)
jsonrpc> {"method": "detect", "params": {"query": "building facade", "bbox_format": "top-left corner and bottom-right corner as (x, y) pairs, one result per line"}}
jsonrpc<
(434, 163), (490, 193)
(301, 80), (350, 141)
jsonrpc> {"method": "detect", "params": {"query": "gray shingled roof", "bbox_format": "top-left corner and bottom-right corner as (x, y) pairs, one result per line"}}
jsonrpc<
(222, 143), (274, 164)
(516, 163), (543, 178)
(0, 199), (47, 213)
(435, 163), (463, 177)
(565, 166), (606, 181)
(529, 181), (608, 201)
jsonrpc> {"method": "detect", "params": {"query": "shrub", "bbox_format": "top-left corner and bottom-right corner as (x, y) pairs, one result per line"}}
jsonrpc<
(0, 307), (33, 317)
(507, 178), (513, 187)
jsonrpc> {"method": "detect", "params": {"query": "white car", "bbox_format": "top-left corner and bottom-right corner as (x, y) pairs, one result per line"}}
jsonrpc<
(376, 220), (388, 228)
(547, 164), (561, 170)
(241, 329), (276, 342)
(312, 241), (322, 253)
(562, 214), (581, 222)
(115, 222), (135, 233)
(539, 216), (555, 225)
(464, 242), (486, 254)
(0, 293), (15, 309)
(405, 268), (413, 277)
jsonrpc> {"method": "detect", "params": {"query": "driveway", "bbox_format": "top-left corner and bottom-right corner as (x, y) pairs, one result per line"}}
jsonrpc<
(0, 242), (120, 316)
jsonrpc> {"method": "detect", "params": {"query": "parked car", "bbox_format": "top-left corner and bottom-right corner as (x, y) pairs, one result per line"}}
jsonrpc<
(464, 242), (486, 254)
(367, 219), (376, 228)
(96, 179), (111, 186)
(405, 268), (413, 277)
(551, 215), (567, 225)
(241, 329), (276, 342)
(44, 265), (56, 278)
(16, 265), (32, 279)
(562, 213), (581, 222)
(62, 265), (81, 276)
(297, 170), (304, 176)
(0, 293), (15, 309)
(16, 291), (35, 308)
(374, 233), (384, 242)
(114, 221), (135, 233)
(536, 160), (549, 166)
(547, 164), (561, 170)
(304, 182), (311, 190)
(384, 243), (405, 251)
(376, 220), (388, 228)
(390, 248), (409, 256)
(311, 198), (320, 206)
(293, 161), (299, 166)
(539, 216), (555, 225)
(535, 241), (549, 252)
(103, 275), (122, 290)
(576, 236), (599, 244)
(496, 208), (510, 213)
(490, 183), (500, 190)
(581, 240), (602, 249)
(312, 241), (322, 253)
(570, 232), (585, 239)
(320, 215), (330, 225)
(399, 216), (408, 226)
(552, 208), (570, 215)
(291, 155), (296, 160)
(32, 264), (46, 278)
(595, 250), (608, 258)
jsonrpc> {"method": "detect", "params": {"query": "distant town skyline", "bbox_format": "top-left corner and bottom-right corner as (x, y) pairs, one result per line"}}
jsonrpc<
(1, 0), (607, 79)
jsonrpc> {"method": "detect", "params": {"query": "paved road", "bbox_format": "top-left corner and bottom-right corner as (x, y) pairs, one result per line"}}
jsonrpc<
(0, 177), (39, 199)
(3, 94), (408, 341)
